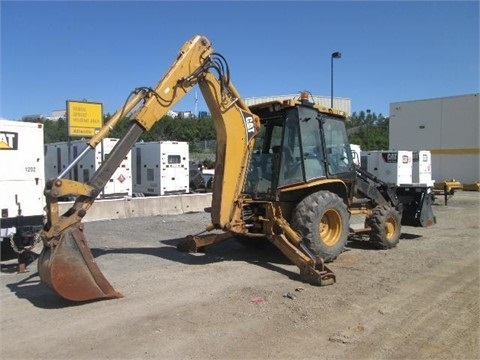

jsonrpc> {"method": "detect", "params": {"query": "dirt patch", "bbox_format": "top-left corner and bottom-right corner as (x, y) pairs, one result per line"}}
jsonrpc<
(1, 192), (479, 359)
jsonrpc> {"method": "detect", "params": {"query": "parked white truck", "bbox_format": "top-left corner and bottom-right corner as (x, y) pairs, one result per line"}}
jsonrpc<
(0, 120), (45, 264)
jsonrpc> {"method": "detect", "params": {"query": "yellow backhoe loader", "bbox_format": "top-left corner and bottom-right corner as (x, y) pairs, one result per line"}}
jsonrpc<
(38, 35), (435, 301)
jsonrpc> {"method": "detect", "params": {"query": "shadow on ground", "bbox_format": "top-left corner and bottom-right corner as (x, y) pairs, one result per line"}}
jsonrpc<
(3, 235), (298, 308)
(3, 231), (423, 308)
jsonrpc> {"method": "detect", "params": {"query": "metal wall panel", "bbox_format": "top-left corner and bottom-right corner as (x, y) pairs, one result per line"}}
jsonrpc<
(389, 94), (479, 183)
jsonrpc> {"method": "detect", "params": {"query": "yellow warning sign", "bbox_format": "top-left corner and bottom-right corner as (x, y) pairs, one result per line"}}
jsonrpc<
(67, 100), (103, 137)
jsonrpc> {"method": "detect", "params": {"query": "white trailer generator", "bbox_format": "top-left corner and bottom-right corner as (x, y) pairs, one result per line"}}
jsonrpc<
(350, 144), (361, 166)
(0, 120), (45, 261)
(360, 150), (413, 186)
(132, 141), (189, 196)
(412, 150), (434, 187)
(44, 138), (132, 198)
(359, 149), (434, 226)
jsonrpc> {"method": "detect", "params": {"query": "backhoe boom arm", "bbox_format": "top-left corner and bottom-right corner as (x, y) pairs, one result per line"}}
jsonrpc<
(42, 35), (259, 244)
(39, 35), (260, 301)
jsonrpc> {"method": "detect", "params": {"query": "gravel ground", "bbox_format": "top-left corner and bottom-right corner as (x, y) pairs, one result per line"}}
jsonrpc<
(1, 191), (479, 360)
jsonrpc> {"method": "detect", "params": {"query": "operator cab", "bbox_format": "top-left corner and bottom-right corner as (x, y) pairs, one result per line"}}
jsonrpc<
(244, 93), (354, 200)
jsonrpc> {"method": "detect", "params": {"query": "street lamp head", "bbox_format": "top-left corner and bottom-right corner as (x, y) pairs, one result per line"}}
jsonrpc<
(330, 51), (342, 108)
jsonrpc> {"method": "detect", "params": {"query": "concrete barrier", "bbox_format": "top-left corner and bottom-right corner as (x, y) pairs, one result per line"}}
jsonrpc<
(58, 193), (212, 222)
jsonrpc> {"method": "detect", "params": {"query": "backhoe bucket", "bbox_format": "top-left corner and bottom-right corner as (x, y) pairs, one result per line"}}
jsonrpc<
(38, 224), (123, 301)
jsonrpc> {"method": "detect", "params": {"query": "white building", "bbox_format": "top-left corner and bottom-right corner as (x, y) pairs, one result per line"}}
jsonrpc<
(389, 94), (479, 184)
(45, 109), (66, 120)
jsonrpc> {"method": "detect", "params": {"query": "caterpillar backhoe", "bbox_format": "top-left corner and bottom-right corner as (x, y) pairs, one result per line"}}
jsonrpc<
(38, 35), (435, 302)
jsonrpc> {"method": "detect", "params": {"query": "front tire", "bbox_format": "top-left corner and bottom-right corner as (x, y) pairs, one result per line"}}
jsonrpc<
(368, 205), (401, 249)
(291, 191), (349, 262)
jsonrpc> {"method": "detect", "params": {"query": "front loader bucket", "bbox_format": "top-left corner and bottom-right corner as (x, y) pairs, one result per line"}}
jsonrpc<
(396, 185), (436, 227)
(38, 224), (123, 301)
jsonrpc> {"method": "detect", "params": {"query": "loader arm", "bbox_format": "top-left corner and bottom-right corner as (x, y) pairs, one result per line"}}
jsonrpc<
(39, 35), (259, 301)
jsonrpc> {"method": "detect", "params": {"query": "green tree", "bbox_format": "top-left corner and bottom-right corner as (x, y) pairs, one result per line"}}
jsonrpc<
(99, 113), (215, 145)
(37, 112), (216, 150)
(346, 110), (389, 150)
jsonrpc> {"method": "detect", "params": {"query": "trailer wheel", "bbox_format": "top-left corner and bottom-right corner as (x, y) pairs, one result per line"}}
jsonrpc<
(291, 191), (349, 263)
(368, 205), (401, 249)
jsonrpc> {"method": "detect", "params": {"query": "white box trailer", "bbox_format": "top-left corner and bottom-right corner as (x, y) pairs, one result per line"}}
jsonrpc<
(44, 138), (132, 197)
(360, 150), (413, 186)
(412, 150), (434, 187)
(0, 120), (45, 260)
(132, 141), (189, 196)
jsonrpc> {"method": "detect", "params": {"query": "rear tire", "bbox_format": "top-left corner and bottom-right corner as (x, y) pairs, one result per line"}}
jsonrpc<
(291, 191), (349, 262)
(368, 205), (401, 249)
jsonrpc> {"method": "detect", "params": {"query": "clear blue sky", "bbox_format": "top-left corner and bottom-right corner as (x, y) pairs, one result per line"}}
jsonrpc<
(1, 0), (479, 120)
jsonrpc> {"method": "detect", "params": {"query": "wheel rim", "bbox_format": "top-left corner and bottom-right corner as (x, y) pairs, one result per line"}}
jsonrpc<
(385, 216), (397, 240)
(319, 209), (342, 246)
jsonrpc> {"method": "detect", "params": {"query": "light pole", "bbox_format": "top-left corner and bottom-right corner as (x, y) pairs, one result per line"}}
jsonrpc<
(366, 109), (371, 149)
(330, 51), (342, 108)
